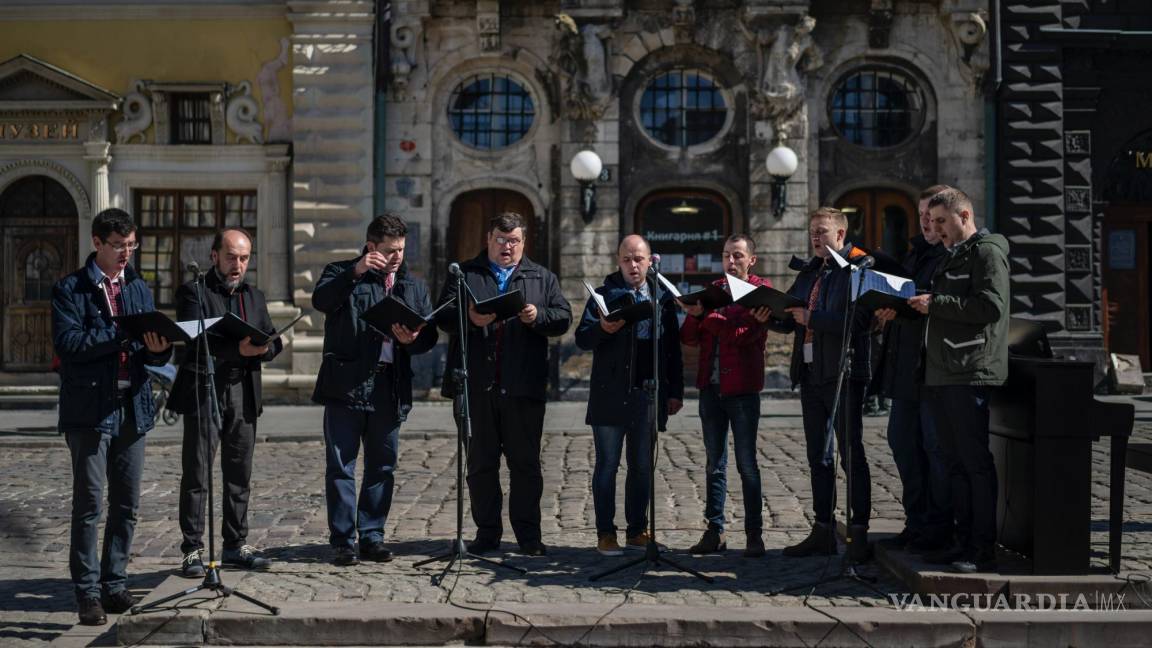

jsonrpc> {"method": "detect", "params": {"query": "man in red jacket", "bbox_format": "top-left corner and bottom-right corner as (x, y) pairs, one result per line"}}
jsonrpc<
(679, 234), (772, 557)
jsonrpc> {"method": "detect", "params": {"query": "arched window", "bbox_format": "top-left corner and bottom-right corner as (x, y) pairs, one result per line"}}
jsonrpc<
(639, 69), (728, 148)
(829, 67), (925, 148)
(447, 74), (535, 150)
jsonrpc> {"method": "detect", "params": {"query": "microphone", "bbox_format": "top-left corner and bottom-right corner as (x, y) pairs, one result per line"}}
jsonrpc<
(186, 261), (201, 275)
(648, 253), (661, 275)
(448, 262), (463, 277)
(856, 256), (876, 270)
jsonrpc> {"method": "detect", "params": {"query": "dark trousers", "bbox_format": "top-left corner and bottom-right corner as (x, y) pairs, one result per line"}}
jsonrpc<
(931, 384), (997, 554)
(323, 376), (400, 549)
(178, 379), (256, 554)
(591, 391), (651, 537)
(886, 397), (952, 538)
(66, 398), (146, 601)
(799, 378), (872, 527)
(466, 390), (545, 545)
(699, 387), (763, 534)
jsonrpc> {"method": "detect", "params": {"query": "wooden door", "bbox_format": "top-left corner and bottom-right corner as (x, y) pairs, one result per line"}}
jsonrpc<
(0, 176), (78, 370)
(835, 189), (917, 262)
(1102, 206), (1151, 369)
(447, 189), (536, 265)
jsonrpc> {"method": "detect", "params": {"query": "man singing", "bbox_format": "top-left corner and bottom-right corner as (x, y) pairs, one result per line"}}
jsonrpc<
(680, 234), (772, 558)
(435, 212), (572, 556)
(908, 187), (1010, 573)
(575, 234), (683, 556)
(52, 208), (172, 625)
(169, 229), (283, 577)
(312, 213), (438, 566)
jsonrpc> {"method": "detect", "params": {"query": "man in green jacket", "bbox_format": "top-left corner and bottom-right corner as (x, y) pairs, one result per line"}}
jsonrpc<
(907, 187), (1009, 574)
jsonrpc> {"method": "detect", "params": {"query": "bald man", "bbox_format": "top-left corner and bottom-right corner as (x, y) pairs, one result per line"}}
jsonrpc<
(575, 235), (683, 556)
(168, 228), (283, 576)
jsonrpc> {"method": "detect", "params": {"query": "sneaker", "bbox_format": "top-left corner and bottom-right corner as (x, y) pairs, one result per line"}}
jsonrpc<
(466, 537), (501, 555)
(597, 534), (623, 556)
(359, 540), (394, 563)
(782, 523), (837, 558)
(222, 545), (270, 570)
(101, 589), (137, 614)
(688, 529), (727, 554)
(332, 545), (360, 566)
(625, 531), (651, 550)
(180, 550), (205, 578)
(743, 532), (766, 558)
(518, 540), (548, 556)
(77, 597), (106, 626)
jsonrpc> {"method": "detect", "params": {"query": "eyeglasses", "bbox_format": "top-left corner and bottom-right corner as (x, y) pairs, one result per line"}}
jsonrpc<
(494, 236), (523, 248)
(103, 239), (140, 253)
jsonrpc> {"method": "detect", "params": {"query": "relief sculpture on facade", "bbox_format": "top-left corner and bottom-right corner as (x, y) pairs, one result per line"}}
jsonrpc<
(552, 13), (614, 122)
(741, 14), (822, 127)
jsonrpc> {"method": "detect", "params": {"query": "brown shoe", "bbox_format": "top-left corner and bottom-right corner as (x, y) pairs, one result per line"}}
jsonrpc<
(782, 523), (837, 558)
(597, 534), (623, 556)
(625, 531), (651, 550)
(688, 529), (727, 554)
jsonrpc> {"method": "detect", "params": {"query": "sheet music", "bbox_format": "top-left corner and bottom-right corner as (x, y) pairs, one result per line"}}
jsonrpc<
(582, 281), (611, 317)
(656, 273), (682, 298)
(826, 246), (849, 269)
(725, 273), (755, 302)
(852, 269), (915, 300)
(175, 316), (222, 340)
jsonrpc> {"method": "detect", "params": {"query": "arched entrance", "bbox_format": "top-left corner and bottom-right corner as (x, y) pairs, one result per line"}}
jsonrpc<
(0, 175), (78, 370)
(834, 188), (917, 262)
(447, 188), (537, 264)
(635, 189), (732, 292)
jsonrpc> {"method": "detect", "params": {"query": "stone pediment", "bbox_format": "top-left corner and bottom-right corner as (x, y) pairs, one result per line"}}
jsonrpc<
(0, 54), (119, 112)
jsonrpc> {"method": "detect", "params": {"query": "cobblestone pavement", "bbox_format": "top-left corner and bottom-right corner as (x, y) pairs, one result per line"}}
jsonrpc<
(1, 400), (1150, 646)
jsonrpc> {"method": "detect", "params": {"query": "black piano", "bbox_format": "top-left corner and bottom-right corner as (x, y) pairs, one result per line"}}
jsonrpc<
(989, 319), (1135, 574)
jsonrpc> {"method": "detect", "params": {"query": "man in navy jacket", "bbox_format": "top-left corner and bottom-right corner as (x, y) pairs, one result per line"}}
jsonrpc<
(52, 208), (172, 625)
(311, 214), (438, 566)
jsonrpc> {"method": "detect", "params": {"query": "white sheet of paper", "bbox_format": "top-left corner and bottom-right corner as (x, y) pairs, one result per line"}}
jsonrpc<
(656, 273), (682, 298)
(851, 269), (915, 300)
(582, 281), (611, 317)
(725, 273), (756, 302)
(176, 316), (222, 340)
(826, 246), (849, 269)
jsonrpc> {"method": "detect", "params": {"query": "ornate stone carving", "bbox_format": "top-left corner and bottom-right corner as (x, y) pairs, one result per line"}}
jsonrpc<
(226, 82), (262, 144)
(477, 2), (500, 52)
(551, 14), (613, 121)
(390, 19), (420, 94)
(672, 0), (695, 43)
(868, 0), (894, 49)
(151, 91), (170, 143)
(0, 159), (92, 216)
(741, 14), (822, 124)
(209, 90), (226, 144)
(258, 37), (292, 142)
(115, 79), (152, 144)
(949, 9), (990, 89)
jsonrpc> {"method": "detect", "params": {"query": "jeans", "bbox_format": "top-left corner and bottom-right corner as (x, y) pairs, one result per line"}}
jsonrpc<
(591, 391), (652, 537)
(886, 397), (952, 537)
(699, 386), (763, 534)
(66, 398), (146, 601)
(323, 376), (400, 549)
(799, 379), (871, 527)
(931, 385), (996, 554)
(179, 379), (256, 554)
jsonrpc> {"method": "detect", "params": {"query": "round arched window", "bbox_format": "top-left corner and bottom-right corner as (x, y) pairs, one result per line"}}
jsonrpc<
(640, 69), (728, 148)
(447, 74), (535, 150)
(829, 68), (925, 148)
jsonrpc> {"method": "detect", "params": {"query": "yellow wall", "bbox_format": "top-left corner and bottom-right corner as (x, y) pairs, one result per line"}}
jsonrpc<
(0, 18), (294, 137)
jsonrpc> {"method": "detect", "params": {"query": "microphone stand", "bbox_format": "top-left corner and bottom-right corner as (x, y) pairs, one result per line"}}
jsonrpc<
(414, 267), (525, 585)
(773, 257), (876, 596)
(133, 266), (279, 616)
(591, 260), (712, 583)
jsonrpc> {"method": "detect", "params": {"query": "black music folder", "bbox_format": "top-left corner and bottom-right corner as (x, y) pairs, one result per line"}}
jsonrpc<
(206, 312), (302, 347)
(856, 290), (921, 319)
(472, 289), (526, 320)
(655, 273), (732, 310)
(113, 311), (199, 344)
(360, 295), (448, 332)
(583, 281), (654, 323)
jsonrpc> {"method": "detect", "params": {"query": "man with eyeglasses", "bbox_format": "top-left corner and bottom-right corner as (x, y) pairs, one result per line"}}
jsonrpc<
(51, 208), (172, 626)
(435, 212), (572, 556)
(167, 229), (283, 578)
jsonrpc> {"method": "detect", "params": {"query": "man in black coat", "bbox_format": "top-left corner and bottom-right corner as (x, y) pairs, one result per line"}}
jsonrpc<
(874, 185), (951, 554)
(168, 229), (283, 577)
(574, 235), (683, 556)
(435, 211), (572, 556)
(312, 214), (438, 566)
(52, 208), (172, 625)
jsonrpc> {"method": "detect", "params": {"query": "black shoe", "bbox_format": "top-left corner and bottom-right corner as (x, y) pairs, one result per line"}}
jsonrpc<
(743, 532), (765, 558)
(877, 528), (917, 550)
(847, 525), (873, 564)
(518, 540), (547, 556)
(688, 529), (727, 554)
(922, 546), (966, 565)
(467, 538), (501, 555)
(78, 597), (106, 626)
(908, 533), (952, 554)
(332, 545), (360, 566)
(782, 523), (837, 557)
(222, 545), (270, 570)
(952, 548), (997, 574)
(179, 550), (205, 578)
(359, 541), (394, 562)
(100, 589), (137, 614)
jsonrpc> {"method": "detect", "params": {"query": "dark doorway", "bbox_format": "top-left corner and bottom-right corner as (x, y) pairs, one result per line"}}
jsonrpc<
(835, 188), (916, 262)
(1102, 206), (1151, 369)
(447, 189), (536, 265)
(635, 189), (732, 293)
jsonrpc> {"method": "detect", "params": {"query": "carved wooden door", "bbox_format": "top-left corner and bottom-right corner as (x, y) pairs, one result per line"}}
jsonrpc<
(447, 189), (536, 264)
(835, 189), (917, 263)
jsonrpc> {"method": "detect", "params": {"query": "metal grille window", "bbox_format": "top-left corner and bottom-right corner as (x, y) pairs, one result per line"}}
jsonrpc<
(171, 93), (212, 144)
(830, 68), (924, 148)
(640, 69), (728, 148)
(447, 74), (535, 149)
(134, 190), (257, 306)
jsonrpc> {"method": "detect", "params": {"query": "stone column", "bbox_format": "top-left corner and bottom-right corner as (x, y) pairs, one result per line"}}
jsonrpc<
(82, 141), (112, 216)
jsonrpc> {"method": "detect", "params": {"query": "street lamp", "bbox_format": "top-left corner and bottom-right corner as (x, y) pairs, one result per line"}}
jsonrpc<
(570, 150), (603, 223)
(766, 145), (798, 219)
